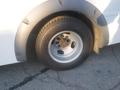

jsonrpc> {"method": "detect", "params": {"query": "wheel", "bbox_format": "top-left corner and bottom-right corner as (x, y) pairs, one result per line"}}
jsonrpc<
(36, 16), (93, 70)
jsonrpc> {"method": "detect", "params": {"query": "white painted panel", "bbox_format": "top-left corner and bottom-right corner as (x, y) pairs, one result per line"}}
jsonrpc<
(0, 0), (47, 66)
(87, 0), (120, 45)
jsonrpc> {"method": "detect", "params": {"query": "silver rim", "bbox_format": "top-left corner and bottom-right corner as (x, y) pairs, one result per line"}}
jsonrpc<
(48, 31), (83, 63)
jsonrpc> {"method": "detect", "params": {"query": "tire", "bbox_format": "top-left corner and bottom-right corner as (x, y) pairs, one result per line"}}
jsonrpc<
(36, 16), (93, 70)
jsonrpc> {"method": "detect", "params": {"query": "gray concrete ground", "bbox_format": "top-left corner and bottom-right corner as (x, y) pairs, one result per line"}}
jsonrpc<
(0, 44), (120, 90)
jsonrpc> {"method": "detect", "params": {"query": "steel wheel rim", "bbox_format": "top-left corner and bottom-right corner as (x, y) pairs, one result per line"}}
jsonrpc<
(48, 31), (83, 63)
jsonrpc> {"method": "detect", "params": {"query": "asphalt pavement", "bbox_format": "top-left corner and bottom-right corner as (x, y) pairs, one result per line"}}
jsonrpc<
(0, 44), (120, 90)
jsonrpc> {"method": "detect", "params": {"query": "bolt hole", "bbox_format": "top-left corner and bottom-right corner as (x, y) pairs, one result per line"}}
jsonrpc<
(71, 41), (75, 48)
(57, 50), (64, 54)
(65, 32), (70, 34)
(51, 40), (55, 44)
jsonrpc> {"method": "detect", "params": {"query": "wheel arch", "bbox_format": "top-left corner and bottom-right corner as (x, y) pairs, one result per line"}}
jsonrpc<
(15, 0), (109, 61)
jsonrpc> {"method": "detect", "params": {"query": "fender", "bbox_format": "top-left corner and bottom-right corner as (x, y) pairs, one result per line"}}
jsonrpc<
(15, 0), (109, 62)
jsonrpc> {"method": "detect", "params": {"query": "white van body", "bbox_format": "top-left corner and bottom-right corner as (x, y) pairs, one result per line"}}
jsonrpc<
(0, 0), (119, 66)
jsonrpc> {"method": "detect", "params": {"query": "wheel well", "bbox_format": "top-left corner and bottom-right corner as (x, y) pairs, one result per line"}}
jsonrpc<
(26, 11), (100, 61)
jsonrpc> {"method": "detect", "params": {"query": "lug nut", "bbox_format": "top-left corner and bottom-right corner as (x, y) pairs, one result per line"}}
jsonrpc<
(67, 39), (70, 42)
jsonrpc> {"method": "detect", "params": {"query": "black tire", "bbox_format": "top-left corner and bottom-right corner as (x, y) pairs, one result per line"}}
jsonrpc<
(36, 16), (93, 70)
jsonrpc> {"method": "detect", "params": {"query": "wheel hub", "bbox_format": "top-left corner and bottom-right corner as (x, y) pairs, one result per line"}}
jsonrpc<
(54, 33), (72, 50)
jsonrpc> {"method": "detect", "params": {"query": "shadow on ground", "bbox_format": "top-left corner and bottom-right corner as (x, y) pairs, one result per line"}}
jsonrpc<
(0, 44), (120, 90)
